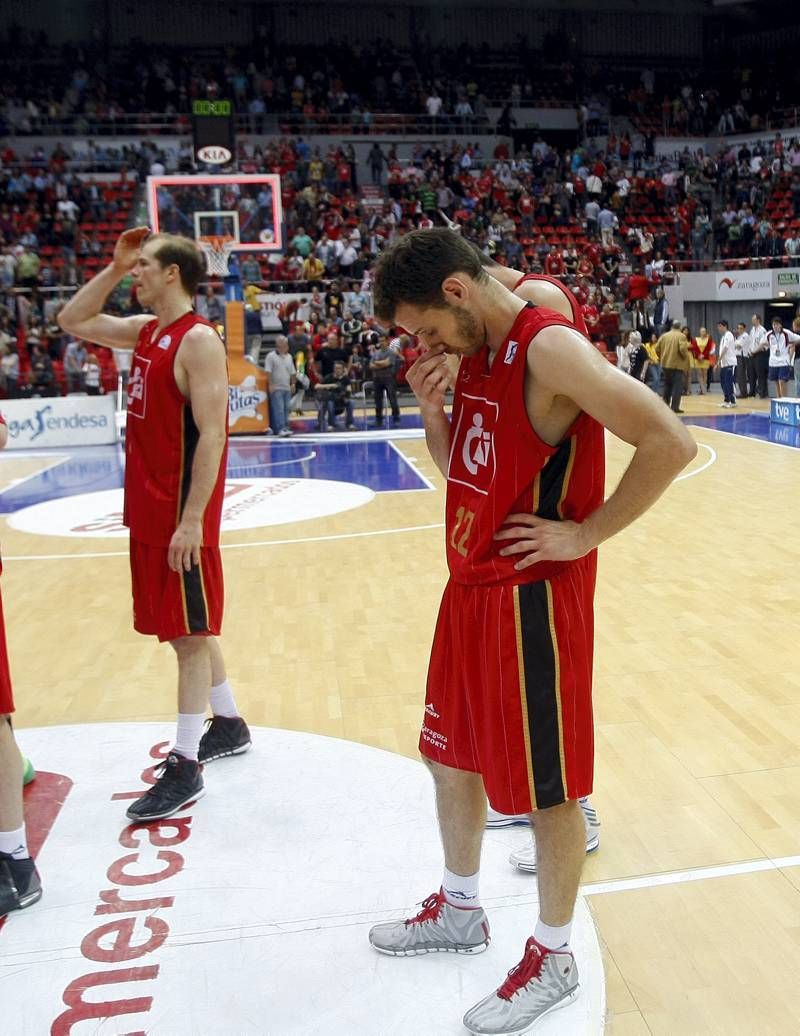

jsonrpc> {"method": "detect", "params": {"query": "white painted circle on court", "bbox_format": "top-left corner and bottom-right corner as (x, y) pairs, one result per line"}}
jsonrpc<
(4, 723), (604, 1035)
(6, 477), (375, 538)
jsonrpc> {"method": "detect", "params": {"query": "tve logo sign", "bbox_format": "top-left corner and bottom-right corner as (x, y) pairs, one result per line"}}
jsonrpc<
(770, 397), (800, 427)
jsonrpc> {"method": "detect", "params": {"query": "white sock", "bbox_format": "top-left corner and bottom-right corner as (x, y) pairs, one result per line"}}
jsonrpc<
(0, 825), (29, 860)
(209, 679), (239, 719)
(442, 866), (480, 908)
(172, 712), (206, 761)
(534, 918), (572, 950)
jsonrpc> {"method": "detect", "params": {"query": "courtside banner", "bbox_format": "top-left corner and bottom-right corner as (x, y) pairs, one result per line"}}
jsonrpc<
(715, 270), (772, 300)
(2, 396), (117, 449)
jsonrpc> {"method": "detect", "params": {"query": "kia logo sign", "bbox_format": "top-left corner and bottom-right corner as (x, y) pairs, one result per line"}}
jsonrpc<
(196, 145), (232, 165)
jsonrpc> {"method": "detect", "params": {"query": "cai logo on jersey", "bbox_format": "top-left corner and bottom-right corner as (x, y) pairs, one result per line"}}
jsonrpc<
(126, 355), (151, 419)
(448, 393), (498, 495)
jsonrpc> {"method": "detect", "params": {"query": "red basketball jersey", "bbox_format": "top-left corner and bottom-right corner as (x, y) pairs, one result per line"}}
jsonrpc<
(446, 303), (605, 586)
(511, 273), (589, 336)
(124, 311), (228, 547)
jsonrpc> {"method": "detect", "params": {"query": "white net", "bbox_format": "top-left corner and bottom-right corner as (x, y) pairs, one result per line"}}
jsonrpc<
(198, 236), (236, 277)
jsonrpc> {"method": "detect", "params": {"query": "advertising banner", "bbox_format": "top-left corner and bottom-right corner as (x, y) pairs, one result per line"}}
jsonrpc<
(715, 271), (772, 300)
(2, 395), (117, 449)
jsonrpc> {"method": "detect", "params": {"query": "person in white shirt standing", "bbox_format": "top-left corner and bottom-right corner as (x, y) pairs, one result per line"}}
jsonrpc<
(766, 316), (800, 399)
(733, 321), (752, 399)
(264, 334), (297, 436)
(717, 320), (737, 408)
(750, 313), (769, 399)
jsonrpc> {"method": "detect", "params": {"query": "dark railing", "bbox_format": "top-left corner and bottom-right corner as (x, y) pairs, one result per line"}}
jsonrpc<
(0, 104), (576, 139)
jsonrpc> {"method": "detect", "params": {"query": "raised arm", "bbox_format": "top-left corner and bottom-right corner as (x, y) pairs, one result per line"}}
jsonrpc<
(168, 325), (229, 572)
(497, 326), (697, 568)
(57, 227), (152, 349)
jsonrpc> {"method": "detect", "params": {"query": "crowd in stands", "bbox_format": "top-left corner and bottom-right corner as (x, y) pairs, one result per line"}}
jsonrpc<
(4, 121), (800, 397)
(0, 140), (143, 396)
(2, 31), (799, 140)
(583, 57), (800, 140)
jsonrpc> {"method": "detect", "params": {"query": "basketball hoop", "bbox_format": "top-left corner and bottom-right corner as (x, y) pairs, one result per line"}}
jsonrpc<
(198, 234), (236, 276)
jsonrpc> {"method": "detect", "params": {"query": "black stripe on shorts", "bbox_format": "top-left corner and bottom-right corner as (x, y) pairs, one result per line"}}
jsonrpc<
(516, 581), (566, 809)
(182, 563), (209, 634)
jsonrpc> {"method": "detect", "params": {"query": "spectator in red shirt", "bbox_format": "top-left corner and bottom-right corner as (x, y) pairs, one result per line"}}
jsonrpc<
(584, 239), (603, 267)
(544, 246), (565, 278)
(576, 254), (594, 279)
(337, 160), (351, 196)
(582, 298), (600, 339)
(627, 267), (655, 304)
(517, 191), (535, 235)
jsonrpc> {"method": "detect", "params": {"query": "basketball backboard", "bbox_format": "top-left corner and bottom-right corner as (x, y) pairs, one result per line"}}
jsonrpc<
(146, 174), (284, 254)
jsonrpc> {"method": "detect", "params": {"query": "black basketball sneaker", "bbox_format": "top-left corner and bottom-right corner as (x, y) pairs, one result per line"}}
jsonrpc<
(0, 853), (42, 917)
(198, 716), (252, 764)
(125, 752), (204, 822)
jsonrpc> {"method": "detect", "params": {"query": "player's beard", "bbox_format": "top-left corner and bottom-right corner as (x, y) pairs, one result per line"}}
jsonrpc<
(452, 305), (485, 355)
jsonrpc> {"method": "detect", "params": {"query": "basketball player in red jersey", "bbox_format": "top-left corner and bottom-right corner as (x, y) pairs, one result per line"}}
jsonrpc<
(58, 228), (251, 822)
(368, 230), (696, 1034)
(469, 247), (603, 869)
(0, 412), (43, 917)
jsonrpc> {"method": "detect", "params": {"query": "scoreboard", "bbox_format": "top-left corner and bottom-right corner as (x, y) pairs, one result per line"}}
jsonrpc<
(192, 99), (235, 167)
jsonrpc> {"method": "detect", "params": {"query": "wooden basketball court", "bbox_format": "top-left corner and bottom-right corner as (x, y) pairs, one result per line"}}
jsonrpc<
(3, 392), (800, 1034)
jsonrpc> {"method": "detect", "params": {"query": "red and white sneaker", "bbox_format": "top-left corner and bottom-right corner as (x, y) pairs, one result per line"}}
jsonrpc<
(369, 888), (490, 956)
(463, 936), (579, 1034)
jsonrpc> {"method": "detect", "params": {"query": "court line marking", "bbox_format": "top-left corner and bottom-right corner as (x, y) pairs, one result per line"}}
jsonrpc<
(0, 455), (72, 493)
(7, 853), (798, 969)
(580, 853), (800, 897)
(386, 439), (436, 491)
(673, 441), (716, 482)
(1, 522), (447, 562)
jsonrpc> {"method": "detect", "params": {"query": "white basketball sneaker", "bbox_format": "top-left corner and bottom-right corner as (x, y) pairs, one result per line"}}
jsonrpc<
(369, 889), (490, 956)
(486, 804), (530, 828)
(509, 798), (600, 874)
(462, 936), (579, 1035)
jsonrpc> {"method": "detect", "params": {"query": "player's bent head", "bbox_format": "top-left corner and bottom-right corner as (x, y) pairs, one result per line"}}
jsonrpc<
(372, 228), (487, 327)
(146, 234), (206, 298)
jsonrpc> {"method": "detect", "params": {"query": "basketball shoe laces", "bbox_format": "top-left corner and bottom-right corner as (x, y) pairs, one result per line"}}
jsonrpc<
(497, 937), (546, 1000)
(148, 753), (191, 787)
(404, 891), (445, 927)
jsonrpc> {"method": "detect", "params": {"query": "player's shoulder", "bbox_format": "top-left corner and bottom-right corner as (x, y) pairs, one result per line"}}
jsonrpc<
(178, 320), (226, 361)
(515, 277), (574, 317)
(525, 320), (594, 376)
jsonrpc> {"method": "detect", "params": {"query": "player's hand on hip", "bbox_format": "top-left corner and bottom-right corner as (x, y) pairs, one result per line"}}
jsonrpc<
(494, 513), (590, 570)
(113, 226), (150, 272)
(406, 348), (450, 410)
(168, 520), (203, 573)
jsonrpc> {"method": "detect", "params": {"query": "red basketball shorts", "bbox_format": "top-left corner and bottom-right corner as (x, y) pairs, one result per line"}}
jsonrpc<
(130, 539), (224, 643)
(0, 580), (14, 714)
(421, 557), (597, 815)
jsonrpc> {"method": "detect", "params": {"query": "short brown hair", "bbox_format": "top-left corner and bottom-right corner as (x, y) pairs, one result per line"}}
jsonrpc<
(149, 234), (206, 296)
(372, 228), (486, 323)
